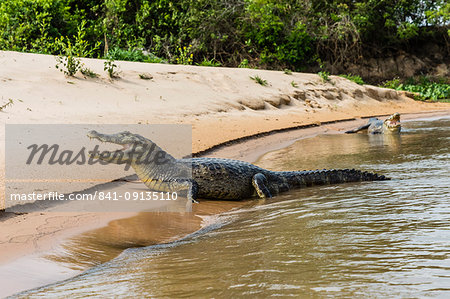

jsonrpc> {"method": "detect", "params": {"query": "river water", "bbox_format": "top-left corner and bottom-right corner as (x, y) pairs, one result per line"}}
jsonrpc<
(13, 117), (450, 298)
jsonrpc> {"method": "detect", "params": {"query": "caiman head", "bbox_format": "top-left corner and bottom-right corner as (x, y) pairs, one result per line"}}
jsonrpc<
(87, 130), (175, 165)
(383, 112), (401, 133)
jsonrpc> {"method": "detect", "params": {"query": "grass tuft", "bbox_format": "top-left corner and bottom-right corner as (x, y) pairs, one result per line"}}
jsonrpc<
(250, 75), (268, 86)
(0, 98), (14, 111)
(81, 67), (98, 78)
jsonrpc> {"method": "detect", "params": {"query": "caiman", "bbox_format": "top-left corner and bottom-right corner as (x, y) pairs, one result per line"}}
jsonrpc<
(345, 113), (401, 134)
(87, 130), (389, 206)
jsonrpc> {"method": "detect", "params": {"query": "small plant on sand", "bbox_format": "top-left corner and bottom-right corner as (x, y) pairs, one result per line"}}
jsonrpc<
(339, 74), (365, 85)
(290, 81), (298, 88)
(0, 98), (14, 111)
(80, 67), (98, 78)
(250, 75), (268, 86)
(55, 48), (82, 76)
(316, 58), (331, 83)
(284, 69), (293, 75)
(104, 59), (120, 78)
(318, 70), (330, 82)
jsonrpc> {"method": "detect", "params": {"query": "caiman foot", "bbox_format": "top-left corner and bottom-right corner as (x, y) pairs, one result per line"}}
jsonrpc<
(252, 173), (273, 199)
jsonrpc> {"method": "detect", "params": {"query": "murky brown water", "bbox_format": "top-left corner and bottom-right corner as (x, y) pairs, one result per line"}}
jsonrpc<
(12, 117), (450, 298)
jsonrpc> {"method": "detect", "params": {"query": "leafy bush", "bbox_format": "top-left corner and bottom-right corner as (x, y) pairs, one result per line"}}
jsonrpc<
(106, 47), (148, 62)
(383, 77), (450, 101)
(239, 59), (250, 68)
(241, 2), (313, 69)
(0, 0), (448, 73)
(339, 74), (365, 85)
(0, 0), (75, 53)
(54, 21), (98, 76)
(383, 78), (402, 90)
(106, 47), (165, 63)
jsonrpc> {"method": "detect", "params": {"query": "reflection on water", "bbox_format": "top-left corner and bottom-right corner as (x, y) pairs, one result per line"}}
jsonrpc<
(15, 117), (450, 298)
(45, 200), (249, 270)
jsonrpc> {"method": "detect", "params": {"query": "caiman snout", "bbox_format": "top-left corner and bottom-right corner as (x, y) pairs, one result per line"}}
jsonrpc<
(87, 130), (100, 139)
(384, 113), (401, 132)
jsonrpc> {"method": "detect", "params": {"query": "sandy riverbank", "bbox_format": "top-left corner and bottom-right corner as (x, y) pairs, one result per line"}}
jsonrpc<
(1, 50), (449, 296)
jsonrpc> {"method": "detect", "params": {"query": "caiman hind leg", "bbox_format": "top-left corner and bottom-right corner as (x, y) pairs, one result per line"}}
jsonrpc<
(252, 173), (273, 199)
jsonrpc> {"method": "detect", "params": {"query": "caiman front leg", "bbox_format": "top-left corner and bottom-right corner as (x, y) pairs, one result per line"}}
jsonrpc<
(168, 179), (199, 212)
(252, 173), (272, 199)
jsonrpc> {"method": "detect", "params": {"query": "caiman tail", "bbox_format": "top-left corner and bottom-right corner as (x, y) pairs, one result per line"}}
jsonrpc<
(281, 169), (389, 188)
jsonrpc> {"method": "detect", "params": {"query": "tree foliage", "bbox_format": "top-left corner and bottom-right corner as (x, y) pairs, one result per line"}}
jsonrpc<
(0, 0), (448, 71)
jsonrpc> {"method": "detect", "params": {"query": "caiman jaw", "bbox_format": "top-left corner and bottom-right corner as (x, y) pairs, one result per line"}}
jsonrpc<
(87, 130), (133, 159)
(384, 113), (401, 132)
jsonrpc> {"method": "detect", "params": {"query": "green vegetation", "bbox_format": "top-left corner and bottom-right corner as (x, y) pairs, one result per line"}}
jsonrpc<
(0, 0), (447, 72)
(106, 47), (165, 63)
(80, 67), (98, 78)
(318, 71), (330, 82)
(0, 98), (14, 111)
(383, 77), (450, 101)
(54, 21), (99, 76)
(290, 81), (298, 88)
(250, 75), (268, 86)
(175, 44), (194, 65)
(104, 59), (119, 78)
(197, 59), (221, 67)
(55, 54), (81, 76)
(238, 59), (250, 69)
(339, 74), (365, 85)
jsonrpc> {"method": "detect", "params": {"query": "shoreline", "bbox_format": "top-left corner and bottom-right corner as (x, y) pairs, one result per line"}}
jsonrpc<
(1, 109), (449, 297)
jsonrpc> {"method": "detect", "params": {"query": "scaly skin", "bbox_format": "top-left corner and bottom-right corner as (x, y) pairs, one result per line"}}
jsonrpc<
(345, 113), (401, 134)
(87, 130), (389, 204)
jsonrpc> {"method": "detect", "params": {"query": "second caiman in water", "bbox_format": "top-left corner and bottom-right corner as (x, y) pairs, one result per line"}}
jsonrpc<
(345, 113), (401, 134)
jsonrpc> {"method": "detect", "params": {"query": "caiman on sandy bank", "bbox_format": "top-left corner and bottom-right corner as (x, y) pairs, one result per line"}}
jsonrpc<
(87, 130), (389, 205)
(345, 113), (401, 134)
